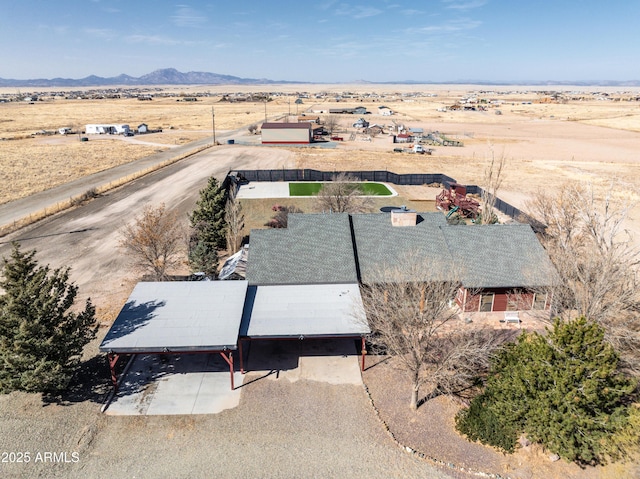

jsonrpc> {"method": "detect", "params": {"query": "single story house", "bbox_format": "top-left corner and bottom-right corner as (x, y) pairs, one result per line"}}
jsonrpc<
(246, 211), (558, 316)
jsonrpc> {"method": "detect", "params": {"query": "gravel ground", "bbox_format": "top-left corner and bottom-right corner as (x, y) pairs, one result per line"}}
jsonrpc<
(362, 355), (639, 479)
(1, 367), (459, 479)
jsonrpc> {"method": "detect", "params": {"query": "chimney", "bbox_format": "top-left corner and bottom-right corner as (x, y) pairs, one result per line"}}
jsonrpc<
(390, 206), (417, 227)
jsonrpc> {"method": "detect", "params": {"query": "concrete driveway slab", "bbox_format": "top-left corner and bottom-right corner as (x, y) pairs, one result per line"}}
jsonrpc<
(104, 353), (244, 416)
(245, 338), (363, 385)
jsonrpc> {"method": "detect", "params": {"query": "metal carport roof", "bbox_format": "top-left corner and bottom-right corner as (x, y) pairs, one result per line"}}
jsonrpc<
(238, 283), (370, 374)
(99, 280), (248, 392)
(239, 283), (369, 338)
(100, 280), (248, 354)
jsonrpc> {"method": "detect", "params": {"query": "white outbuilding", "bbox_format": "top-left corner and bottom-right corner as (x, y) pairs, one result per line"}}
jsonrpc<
(85, 124), (130, 135)
(261, 122), (312, 144)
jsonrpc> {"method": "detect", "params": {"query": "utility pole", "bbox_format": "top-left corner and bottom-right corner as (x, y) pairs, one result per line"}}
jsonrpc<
(211, 106), (216, 145)
(264, 98), (267, 123)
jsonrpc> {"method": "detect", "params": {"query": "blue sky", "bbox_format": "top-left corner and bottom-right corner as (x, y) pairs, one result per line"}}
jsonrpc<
(1, 0), (638, 82)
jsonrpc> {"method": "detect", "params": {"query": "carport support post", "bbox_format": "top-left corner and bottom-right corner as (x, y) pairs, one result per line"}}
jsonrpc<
(238, 339), (245, 374)
(219, 351), (235, 390)
(107, 353), (120, 391)
(361, 337), (366, 372)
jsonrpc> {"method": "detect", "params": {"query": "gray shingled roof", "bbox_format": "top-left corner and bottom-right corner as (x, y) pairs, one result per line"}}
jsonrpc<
(441, 224), (559, 288)
(246, 213), (358, 285)
(351, 212), (454, 283)
(247, 211), (557, 289)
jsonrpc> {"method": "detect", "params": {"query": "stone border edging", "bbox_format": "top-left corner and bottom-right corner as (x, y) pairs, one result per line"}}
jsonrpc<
(361, 380), (513, 479)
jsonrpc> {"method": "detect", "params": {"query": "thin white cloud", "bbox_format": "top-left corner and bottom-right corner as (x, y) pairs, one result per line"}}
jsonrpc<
(126, 34), (184, 46)
(83, 28), (116, 39)
(267, 22), (289, 31)
(401, 9), (425, 16)
(334, 5), (383, 19)
(407, 18), (481, 34)
(172, 5), (207, 27)
(354, 7), (382, 18)
(318, 0), (339, 11)
(442, 0), (487, 11)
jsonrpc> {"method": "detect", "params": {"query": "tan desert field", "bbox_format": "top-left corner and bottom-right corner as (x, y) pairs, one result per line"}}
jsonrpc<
(2, 83), (640, 234)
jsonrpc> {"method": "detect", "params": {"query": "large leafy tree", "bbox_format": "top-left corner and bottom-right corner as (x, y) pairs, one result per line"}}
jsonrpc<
(456, 317), (637, 464)
(0, 244), (97, 394)
(188, 176), (228, 275)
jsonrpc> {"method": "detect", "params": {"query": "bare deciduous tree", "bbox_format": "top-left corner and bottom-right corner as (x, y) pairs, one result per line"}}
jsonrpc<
(323, 115), (340, 135)
(316, 173), (374, 213)
(119, 203), (185, 281)
(358, 262), (503, 410)
(225, 187), (245, 252)
(527, 183), (640, 374)
(479, 148), (506, 224)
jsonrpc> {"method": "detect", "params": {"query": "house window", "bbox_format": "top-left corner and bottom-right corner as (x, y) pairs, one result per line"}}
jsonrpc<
(533, 293), (547, 310)
(480, 294), (494, 312)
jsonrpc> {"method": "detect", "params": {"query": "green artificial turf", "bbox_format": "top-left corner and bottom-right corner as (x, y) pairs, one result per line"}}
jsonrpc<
(289, 182), (392, 196)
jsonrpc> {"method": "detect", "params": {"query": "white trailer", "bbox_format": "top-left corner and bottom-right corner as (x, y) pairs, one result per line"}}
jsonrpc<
(85, 124), (130, 135)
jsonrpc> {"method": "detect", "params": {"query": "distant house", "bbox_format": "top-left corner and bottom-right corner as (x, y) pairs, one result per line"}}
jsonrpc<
(137, 123), (149, 134)
(394, 133), (413, 143)
(58, 127), (72, 135)
(378, 106), (393, 116)
(261, 122), (312, 144)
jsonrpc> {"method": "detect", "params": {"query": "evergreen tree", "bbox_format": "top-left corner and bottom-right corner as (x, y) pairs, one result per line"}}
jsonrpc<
(0, 244), (97, 394)
(188, 176), (227, 273)
(456, 317), (636, 464)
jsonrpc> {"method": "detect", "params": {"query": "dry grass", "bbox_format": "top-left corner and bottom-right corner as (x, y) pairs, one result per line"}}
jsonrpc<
(2, 84), (640, 232)
(239, 196), (437, 232)
(0, 139), (166, 203)
(0, 94), (295, 205)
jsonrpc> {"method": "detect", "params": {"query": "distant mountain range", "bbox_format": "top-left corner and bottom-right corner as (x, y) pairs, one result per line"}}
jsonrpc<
(0, 68), (638, 88)
(0, 68), (298, 88)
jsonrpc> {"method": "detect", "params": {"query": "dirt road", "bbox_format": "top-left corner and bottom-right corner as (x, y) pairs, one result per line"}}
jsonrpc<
(0, 145), (294, 309)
